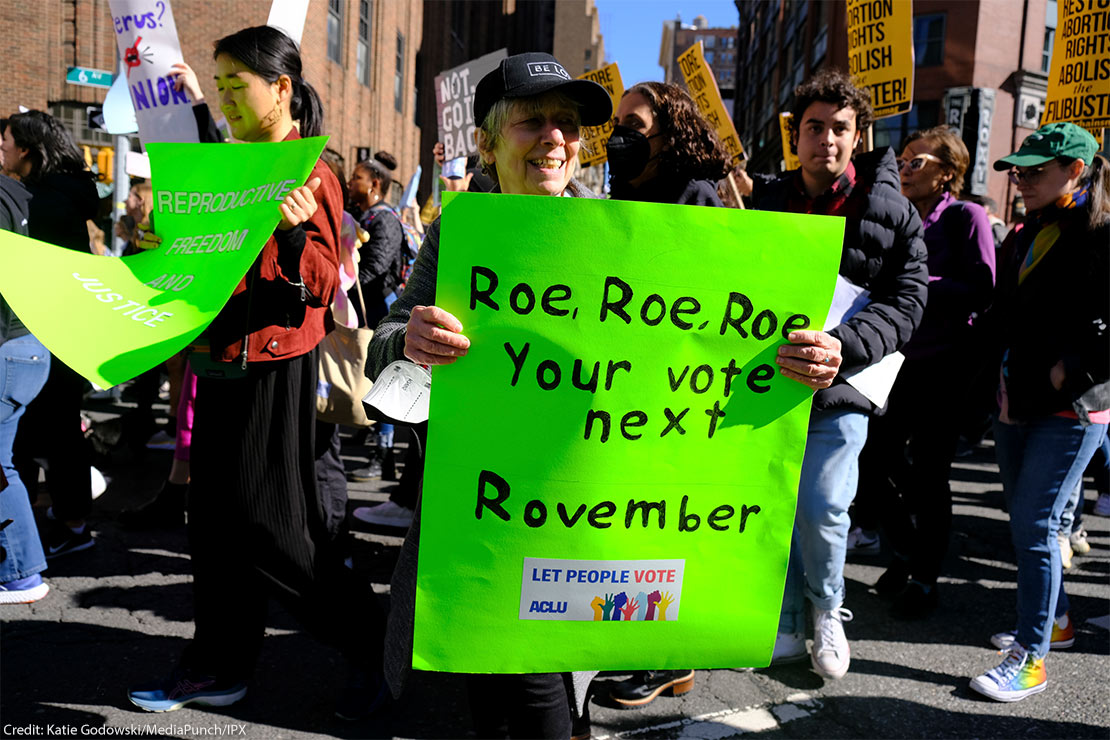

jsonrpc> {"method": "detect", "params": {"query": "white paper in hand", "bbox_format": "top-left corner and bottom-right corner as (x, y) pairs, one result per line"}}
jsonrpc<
(363, 361), (431, 424)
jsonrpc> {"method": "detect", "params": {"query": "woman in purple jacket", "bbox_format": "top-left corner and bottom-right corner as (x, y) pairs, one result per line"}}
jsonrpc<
(857, 125), (996, 619)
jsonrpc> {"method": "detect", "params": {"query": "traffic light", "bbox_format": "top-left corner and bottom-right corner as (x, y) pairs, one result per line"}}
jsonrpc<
(96, 148), (114, 183)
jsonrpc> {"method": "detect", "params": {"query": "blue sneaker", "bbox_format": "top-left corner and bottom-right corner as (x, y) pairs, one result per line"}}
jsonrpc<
(128, 669), (247, 712)
(0, 574), (50, 604)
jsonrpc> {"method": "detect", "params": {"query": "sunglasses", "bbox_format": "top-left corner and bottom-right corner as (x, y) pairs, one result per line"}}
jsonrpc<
(897, 153), (943, 172)
(1008, 165), (1048, 185)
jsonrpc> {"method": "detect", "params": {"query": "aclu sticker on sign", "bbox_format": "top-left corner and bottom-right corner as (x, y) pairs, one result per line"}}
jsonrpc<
(521, 558), (685, 621)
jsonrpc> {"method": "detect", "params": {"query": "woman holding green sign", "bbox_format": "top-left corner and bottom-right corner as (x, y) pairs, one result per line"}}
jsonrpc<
(127, 26), (386, 720)
(367, 51), (612, 738)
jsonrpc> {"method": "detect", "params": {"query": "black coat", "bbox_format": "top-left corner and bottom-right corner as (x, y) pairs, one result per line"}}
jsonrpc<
(751, 148), (929, 413)
(26, 171), (99, 253)
(992, 206), (1109, 423)
(0, 174), (32, 345)
(609, 177), (723, 207)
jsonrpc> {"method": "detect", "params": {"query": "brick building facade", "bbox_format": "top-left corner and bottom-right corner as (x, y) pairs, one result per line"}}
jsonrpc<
(0, 0), (422, 198)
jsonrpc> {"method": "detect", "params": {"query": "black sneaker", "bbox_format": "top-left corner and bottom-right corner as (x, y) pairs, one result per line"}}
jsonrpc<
(334, 666), (389, 721)
(128, 668), (247, 712)
(41, 519), (94, 559)
(609, 670), (695, 708)
(890, 581), (939, 620)
(120, 481), (187, 530)
(873, 560), (910, 599)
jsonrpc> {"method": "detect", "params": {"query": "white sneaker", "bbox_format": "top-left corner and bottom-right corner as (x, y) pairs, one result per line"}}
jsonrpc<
(772, 631), (808, 663)
(739, 631), (806, 671)
(1070, 529), (1090, 555)
(811, 605), (853, 679)
(846, 526), (880, 554)
(352, 501), (414, 529)
(1094, 493), (1110, 517)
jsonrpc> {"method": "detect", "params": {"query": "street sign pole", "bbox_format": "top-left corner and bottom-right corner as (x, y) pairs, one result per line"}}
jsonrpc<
(112, 56), (130, 257)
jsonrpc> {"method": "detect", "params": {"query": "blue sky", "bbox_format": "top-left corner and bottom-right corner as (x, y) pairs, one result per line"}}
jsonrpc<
(594, 0), (740, 86)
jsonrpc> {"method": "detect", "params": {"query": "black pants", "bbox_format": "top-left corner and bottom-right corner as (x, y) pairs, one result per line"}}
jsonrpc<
(315, 419), (348, 540)
(13, 358), (91, 520)
(466, 672), (573, 739)
(184, 350), (384, 681)
(857, 351), (964, 586)
(390, 422), (426, 510)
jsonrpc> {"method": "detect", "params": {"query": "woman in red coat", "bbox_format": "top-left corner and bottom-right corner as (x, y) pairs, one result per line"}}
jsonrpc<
(128, 26), (385, 719)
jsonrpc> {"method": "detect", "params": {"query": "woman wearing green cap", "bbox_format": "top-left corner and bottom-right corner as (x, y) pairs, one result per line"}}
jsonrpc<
(969, 122), (1108, 702)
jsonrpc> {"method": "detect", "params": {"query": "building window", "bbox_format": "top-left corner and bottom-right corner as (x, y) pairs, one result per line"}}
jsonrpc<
(327, 0), (344, 64)
(356, 0), (371, 85)
(913, 14), (945, 67)
(1042, 0), (1057, 73)
(872, 100), (941, 150)
(394, 32), (405, 113)
(705, 50), (715, 64)
(49, 102), (112, 147)
(705, 35), (715, 49)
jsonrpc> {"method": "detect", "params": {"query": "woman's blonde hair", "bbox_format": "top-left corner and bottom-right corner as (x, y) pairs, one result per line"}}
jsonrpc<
(475, 92), (584, 185)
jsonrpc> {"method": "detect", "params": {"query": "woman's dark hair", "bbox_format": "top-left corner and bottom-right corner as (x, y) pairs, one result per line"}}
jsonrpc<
(373, 150), (398, 172)
(902, 126), (969, 194)
(320, 149), (349, 205)
(788, 69), (874, 153)
(356, 153), (395, 194)
(5, 110), (91, 184)
(624, 82), (731, 183)
(214, 25), (323, 138)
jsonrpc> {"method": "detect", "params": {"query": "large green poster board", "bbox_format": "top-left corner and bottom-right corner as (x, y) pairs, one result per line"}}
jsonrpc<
(0, 137), (327, 389)
(415, 192), (844, 673)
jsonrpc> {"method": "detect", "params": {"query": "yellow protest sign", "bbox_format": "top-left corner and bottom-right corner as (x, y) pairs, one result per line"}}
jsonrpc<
(577, 63), (624, 167)
(846, 0), (915, 119)
(779, 113), (801, 170)
(1042, 0), (1110, 134)
(677, 42), (745, 166)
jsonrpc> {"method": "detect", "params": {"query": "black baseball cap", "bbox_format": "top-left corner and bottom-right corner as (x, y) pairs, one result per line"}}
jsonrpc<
(473, 52), (613, 130)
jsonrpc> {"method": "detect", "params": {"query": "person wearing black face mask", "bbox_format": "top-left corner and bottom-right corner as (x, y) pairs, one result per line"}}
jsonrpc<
(607, 82), (730, 206)
(602, 82), (732, 712)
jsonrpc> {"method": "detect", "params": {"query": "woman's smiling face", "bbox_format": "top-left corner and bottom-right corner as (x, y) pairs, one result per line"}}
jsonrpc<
(485, 94), (581, 196)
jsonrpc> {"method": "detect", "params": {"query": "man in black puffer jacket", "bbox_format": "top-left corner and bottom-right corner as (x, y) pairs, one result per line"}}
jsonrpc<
(748, 70), (928, 680)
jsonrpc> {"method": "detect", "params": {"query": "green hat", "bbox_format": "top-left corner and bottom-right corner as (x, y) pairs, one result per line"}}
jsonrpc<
(993, 122), (1100, 171)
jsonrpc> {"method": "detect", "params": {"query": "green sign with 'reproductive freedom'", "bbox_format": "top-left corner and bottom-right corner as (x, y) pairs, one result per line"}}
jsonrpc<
(415, 192), (844, 673)
(0, 136), (327, 389)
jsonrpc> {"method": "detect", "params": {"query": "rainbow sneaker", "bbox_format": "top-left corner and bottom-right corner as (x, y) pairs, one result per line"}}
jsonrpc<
(970, 644), (1047, 702)
(990, 612), (1075, 651)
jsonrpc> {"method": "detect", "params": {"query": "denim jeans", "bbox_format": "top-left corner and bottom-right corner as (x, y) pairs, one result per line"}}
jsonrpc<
(993, 415), (1108, 660)
(779, 408), (869, 634)
(0, 335), (50, 582)
(1059, 480), (1084, 536)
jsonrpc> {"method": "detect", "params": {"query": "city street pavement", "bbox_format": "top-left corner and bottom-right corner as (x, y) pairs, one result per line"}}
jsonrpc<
(2, 393), (1108, 739)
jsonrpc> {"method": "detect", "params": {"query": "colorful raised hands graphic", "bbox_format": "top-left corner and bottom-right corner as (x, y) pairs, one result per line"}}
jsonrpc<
(602, 593), (616, 621)
(635, 591), (648, 621)
(645, 590), (661, 621)
(658, 591), (675, 621)
(612, 592), (628, 620)
(590, 595), (605, 621)
(620, 596), (640, 621)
